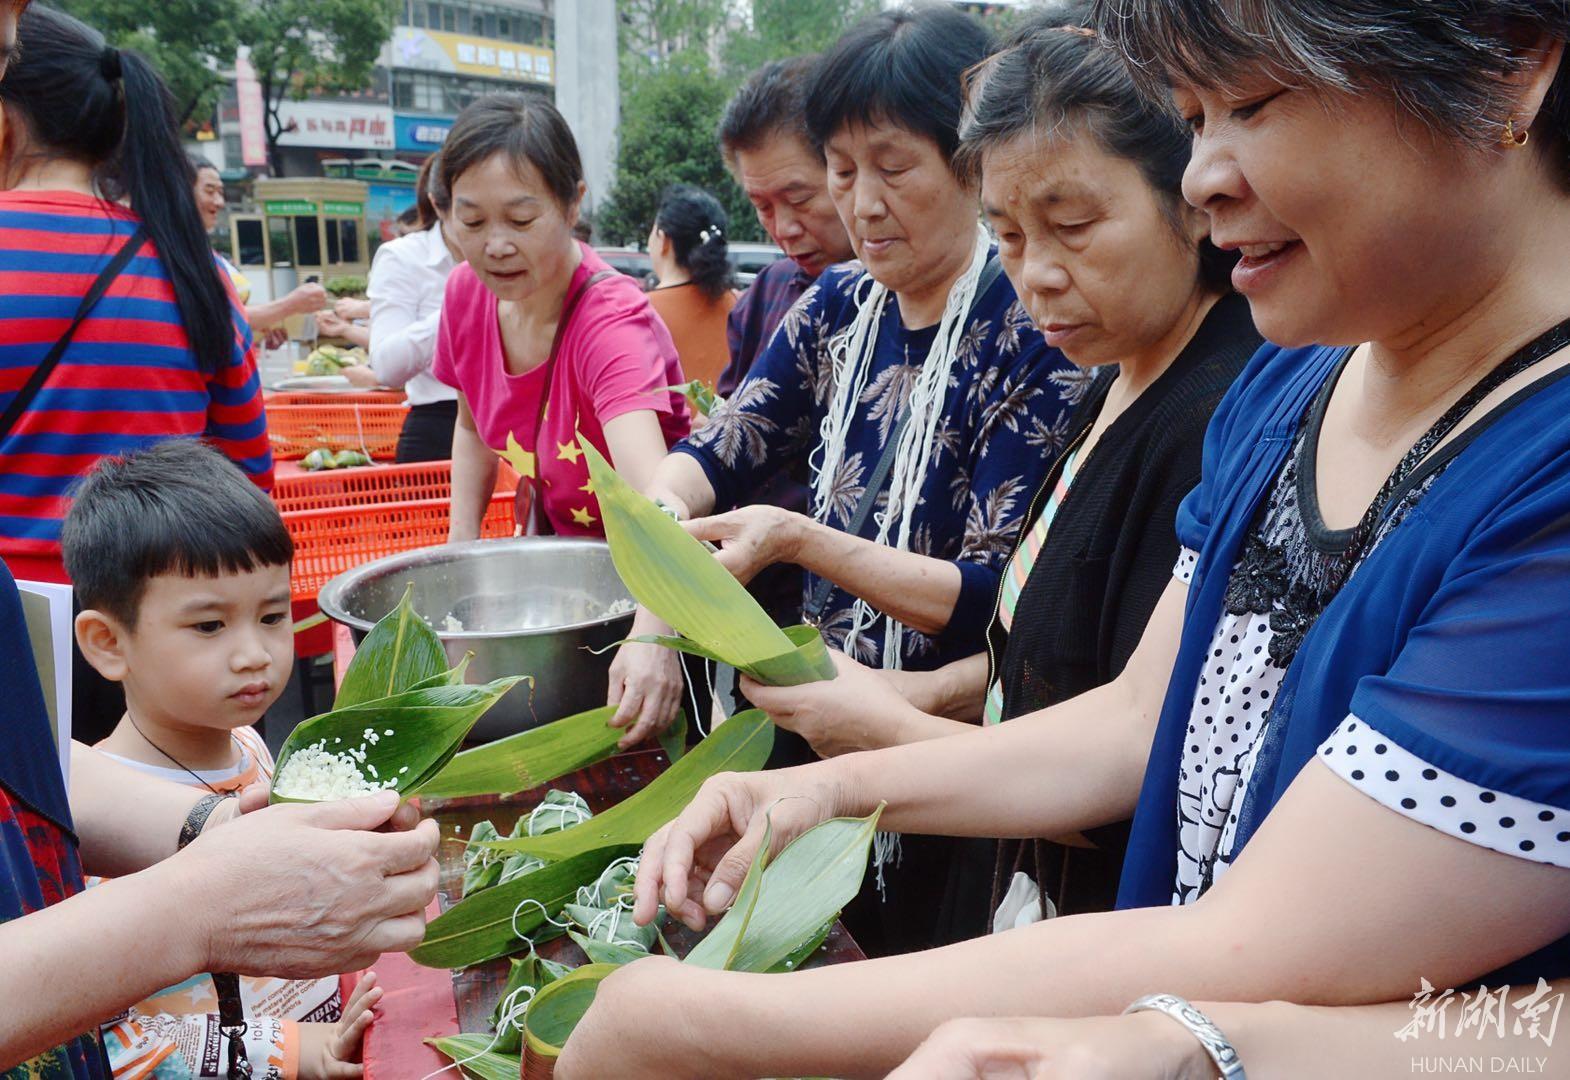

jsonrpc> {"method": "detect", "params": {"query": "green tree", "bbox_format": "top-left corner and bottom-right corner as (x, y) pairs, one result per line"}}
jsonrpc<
(237, 0), (398, 175)
(56, 0), (242, 123)
(722, 0), (878, 76)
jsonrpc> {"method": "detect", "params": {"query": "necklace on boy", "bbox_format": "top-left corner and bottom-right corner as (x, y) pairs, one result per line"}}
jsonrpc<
(125, 713), (235, 796)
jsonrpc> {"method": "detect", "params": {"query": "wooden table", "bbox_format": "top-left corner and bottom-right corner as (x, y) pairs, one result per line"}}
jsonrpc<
(361, 735), (866, 1079)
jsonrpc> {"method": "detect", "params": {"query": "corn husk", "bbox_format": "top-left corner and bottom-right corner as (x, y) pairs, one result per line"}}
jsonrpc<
(424, 1034), (521, 1080)
(418, 707), (687, 801)
(581, 441), (836, 685)
(412, 712), (773, 969)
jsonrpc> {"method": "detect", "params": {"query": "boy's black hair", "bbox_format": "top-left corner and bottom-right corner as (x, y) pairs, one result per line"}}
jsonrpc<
(61, 440), (293, 628)
(805, 3), (993, 168)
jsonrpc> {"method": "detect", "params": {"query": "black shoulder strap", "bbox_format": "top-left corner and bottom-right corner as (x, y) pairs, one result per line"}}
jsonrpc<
(804, 254), (1003, 624)
(0, 225), (148, 442)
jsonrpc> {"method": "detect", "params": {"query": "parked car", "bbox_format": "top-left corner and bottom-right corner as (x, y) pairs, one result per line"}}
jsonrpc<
(597, 247), (656, 290)
(727, 241), (784, 287)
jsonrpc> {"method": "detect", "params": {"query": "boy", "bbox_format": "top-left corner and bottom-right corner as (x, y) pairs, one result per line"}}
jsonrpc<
(62, 440), (377, 1080)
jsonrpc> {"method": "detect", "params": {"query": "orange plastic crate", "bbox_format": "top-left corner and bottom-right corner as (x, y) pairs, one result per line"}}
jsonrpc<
(266, 389), (406, 407)
(278, 461), (520, 602)
(272, 460), (519, 514)
(266, 401), (408, 460)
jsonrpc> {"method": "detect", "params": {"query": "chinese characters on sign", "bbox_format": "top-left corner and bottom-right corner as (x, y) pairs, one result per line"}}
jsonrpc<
(1397, 977), (1562, 1046)
(390, 27), (554, 85)
(275, 100), (396, 151)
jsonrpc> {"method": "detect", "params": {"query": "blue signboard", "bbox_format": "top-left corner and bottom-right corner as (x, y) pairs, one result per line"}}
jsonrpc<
(395, 114), (455, 152)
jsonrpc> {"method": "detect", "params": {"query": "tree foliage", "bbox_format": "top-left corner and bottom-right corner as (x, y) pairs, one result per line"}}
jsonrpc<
(237, 0), (398, 175)
(56, 0), (242, 124)
(600, 0), (879, 247)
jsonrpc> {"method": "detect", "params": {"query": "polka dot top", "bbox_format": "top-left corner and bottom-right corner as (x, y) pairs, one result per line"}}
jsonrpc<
(1167, 415), (1570, 904)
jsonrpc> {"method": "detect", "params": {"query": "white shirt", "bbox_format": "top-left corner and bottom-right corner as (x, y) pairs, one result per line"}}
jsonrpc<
(368, 223), (460, 406)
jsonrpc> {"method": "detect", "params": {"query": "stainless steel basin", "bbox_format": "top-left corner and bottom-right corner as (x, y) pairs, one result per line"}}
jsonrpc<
(316, 537), (634, 742)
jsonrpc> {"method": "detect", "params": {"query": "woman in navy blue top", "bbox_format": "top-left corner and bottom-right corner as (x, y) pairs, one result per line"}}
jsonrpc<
(555, 1), (1570, 1077)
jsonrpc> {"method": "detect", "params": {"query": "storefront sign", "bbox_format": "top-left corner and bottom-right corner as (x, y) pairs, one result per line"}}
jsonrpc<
(275, 100), (396, 151)
(321, 201), (365, 217)
(235, 54), (268, 167)
(394, 114), (454, 152)
(391, 27), (554, 84)
(263, 199), (318, 216)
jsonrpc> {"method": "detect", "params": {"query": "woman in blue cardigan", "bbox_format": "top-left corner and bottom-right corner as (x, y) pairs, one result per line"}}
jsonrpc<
(556, 1), (1570, 1077)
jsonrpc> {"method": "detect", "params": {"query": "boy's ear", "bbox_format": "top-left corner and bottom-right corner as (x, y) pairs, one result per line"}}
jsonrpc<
(75, 609), (130, 683)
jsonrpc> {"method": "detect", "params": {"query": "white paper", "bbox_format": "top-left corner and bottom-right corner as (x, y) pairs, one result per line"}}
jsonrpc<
(17, 579), (73, 785)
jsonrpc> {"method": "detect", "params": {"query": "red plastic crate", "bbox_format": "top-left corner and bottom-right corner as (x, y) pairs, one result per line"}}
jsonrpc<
(278, 462), (520, 603)
(266, 401), (408, 460)
(266, 389), (406, 407)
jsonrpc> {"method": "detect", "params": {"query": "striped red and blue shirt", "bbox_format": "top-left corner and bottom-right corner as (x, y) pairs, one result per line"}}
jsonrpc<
(0, 191), (272, 583)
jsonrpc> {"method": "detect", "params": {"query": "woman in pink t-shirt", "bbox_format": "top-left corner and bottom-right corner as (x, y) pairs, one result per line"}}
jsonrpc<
(432, 93), (693, 733)
(433, 96), (690, 537)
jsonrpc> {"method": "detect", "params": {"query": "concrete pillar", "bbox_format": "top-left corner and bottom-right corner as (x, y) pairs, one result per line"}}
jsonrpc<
(554, 0), (620, 223)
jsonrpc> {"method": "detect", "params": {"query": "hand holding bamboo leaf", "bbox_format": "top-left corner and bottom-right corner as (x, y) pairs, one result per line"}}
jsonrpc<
(741, 650), (935, 757)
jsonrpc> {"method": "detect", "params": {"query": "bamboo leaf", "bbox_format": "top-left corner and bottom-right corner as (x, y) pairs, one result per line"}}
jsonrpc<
(522, 964), (619, 1060)
(568, 930), (648, 966)
(424, 1035), (522, 1080)
(416, 704), (680, 800)
(490, 953), (571, 1054)
(269, 677), (524, 804)
(411, 846), (638, 969)
(581, 441), (796, 668)
(625, 622), (835, 686)
(681, 815), (771, 970)
(334, 584), (449, 710)
(686, 805), (883, 974)
(477, 710), (774, 861)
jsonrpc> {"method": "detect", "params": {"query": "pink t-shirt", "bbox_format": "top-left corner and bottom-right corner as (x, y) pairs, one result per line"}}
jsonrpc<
(434, 243), (692, 535)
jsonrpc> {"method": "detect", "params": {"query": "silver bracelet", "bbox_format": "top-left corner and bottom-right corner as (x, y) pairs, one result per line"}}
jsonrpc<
(1124, 993), (1247, 1079)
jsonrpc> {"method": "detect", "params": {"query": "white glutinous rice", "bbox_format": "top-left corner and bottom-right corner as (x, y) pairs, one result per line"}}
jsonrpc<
(604, 597), (636, 618)
(442, 613), (465, 633)
(273, 740), (398, 800)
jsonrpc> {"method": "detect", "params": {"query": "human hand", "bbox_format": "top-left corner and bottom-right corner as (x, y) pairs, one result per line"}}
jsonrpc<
(335, 297), (371, 321)
(177, 791), (439, 979)
(341, 364), (381, 389)
(741, 651), (921, 757)
(632, 765), (847, 930)
(263, 326), (290, 351)
(556, 956), (728, 1080)
(606, 610), (685, 750)
(316, 310), (352, 338)
(885, 1014), (1211, 1080)
(290, 283), (330, 314)
(298, 973), (382, 1080)
(231, 783), (422, 832)
(683, 505), (807, 585)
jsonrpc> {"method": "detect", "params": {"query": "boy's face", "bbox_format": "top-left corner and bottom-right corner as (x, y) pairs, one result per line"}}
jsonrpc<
(86, 565), (293, 733)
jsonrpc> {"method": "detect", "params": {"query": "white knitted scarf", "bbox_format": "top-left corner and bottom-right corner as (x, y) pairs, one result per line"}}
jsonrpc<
(809, 225), (992, 671)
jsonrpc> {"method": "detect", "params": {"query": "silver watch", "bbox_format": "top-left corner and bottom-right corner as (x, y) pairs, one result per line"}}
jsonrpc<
(1124, 993), (1247, 1079)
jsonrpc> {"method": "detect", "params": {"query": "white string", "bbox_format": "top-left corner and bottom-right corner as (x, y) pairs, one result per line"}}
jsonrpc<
(415, 983), (537, 1080)
(575, 855), (641, 908)
(816, 227), (992, 669)
(527, 797), (591, 834)
(509, 897), (574, 941)
(585, 906), (646, 948)
(685, 654), (707, 739)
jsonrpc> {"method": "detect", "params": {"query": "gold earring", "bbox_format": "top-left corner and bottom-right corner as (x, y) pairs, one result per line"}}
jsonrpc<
(1503, 118), (1531, 149)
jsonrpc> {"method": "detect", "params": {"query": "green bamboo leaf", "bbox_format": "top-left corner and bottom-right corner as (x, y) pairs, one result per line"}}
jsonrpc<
(416, 704), (679, 800)
(412, 846), (637, 969)
(334, 584), (450, 710)
(477, 710), (774, 860)
(269, 678), (524, 804)
(625, 622), (835, 686)
(424, 1034), (522, 1080)
(681, 815), (771, 970)
(490, 953), (571, 1054)
(581, 441), (795, 667)
(522, 964), (619, 1060)
(568, 929), (648, 966)
(686, 805), (883, 974)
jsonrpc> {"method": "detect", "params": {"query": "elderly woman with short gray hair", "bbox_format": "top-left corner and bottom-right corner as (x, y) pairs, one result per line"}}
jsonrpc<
(553, 0), (1570, 1076)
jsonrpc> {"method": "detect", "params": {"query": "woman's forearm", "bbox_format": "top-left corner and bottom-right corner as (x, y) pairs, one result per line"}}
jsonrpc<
(70, 742), (210, 876)
(245, 298), (297, 331)
(1201, 993), (1570, 1079)
(645, 451), (718, 518)
(792, 520), (962, 635)
(449, 403), (497, 543)
(0, 865), (202, 1069)
(886, 653), (989, 721)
